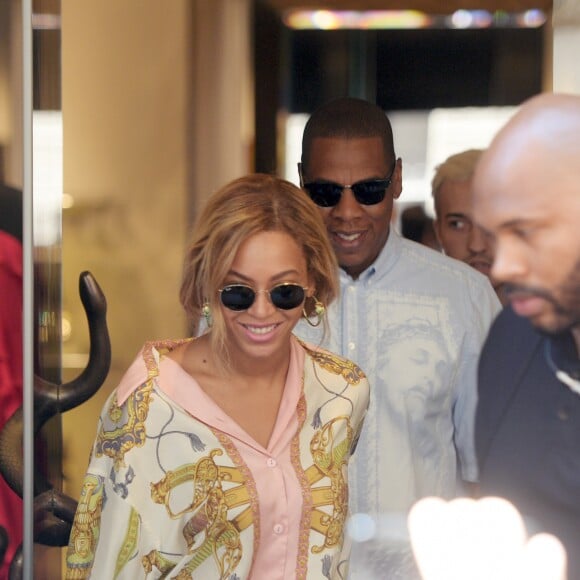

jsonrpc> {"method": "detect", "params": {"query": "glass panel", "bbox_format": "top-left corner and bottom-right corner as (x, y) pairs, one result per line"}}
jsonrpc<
(0, 0), (65, 576)
(32, 0), (64, 576)
(0, 0), (25, 575)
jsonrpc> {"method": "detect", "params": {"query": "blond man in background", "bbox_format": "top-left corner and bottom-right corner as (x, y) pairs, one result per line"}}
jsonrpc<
(432, 149), (505, 304)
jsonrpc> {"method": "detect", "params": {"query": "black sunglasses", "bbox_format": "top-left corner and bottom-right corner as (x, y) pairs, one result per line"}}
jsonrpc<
(302, 159), (397, 208)
(218, 283), (308, 311)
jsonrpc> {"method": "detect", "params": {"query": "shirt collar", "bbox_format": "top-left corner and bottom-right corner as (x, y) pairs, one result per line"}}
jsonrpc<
(547, 331), (580, 379)
(116, 338), (192, 405)
(115, 336), (305, 453)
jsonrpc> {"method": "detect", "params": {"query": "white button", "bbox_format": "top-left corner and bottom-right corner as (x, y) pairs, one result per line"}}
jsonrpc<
(273, 524), (284, 534)
(348, 341), (355, 351)
(266, 457), (277, 467)
(348, 286), (355, 293)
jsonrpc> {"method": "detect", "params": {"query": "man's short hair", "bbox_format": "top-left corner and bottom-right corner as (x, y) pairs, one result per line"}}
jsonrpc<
(301, 97), (395, 173)
(431, 149), (484, 196)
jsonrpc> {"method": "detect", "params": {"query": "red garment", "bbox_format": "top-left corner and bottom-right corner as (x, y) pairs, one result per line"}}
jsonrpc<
(0, 229), (23, 578)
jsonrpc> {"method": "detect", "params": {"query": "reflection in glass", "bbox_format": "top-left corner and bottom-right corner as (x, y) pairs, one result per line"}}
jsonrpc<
(0, 0), (25, 574)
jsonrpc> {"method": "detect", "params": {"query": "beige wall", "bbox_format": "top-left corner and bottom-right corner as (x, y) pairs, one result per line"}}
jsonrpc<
(0, 0), (22, 186)
(553, 0), (580, 93)
(60, 0), (254, 531)
(61, 0), (191, 504)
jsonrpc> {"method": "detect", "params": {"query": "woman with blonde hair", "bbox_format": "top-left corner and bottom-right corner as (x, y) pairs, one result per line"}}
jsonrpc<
(65, 174), (369, 579)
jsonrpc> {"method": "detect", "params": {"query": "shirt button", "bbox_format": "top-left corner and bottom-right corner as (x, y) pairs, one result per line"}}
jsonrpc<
(557, 408), (569, 421)
(348, 286), (355, 293)
(348, 341), (355, 351)
(273, 524), (284, 534)
(266, 457), (277, 467)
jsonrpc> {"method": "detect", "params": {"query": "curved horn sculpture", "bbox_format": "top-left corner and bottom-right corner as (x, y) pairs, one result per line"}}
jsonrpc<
(34, 271), (111, 426)
(0, 271), (111, 569)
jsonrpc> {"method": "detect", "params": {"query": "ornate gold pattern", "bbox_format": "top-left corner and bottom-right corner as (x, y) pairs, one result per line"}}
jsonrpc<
(114, 508), (140, 578)
(291, 347), (361, 577)
(65, 475), (104, 579)
(147, 445), (250, 577)
(213, 428), (261, 570)
(95, 385), (153, 470)
(68, 337), (367, 579)
(292, 392), (312, 580)
(142, 549), (176, 576)
(309, 417), (352, 554)
(299, 340), (366, 385)
(95, 339), (192, 469)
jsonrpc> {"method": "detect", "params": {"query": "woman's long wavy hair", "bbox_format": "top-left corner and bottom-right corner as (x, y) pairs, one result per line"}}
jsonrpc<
(180, 173), (339, 374)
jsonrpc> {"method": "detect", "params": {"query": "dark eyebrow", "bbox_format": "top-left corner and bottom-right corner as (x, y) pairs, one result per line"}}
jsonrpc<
(226, 271), (252, 282)
(227, 269), (302, 283)
(352, 175), (391, 184)
(502, 218), (531, 228)
(304, 178), (341, 185)
(308, 175), (386, 185)
(444, 212), (469, 219)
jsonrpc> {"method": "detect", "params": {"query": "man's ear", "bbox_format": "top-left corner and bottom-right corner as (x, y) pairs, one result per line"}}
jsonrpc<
(297, 162), (305, 186)
(433, 218), (444, 249)
(392, 157), (403, 200)
(431, 193), (443, 246)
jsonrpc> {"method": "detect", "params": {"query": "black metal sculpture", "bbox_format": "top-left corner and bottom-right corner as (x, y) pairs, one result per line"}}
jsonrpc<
(0, 271), (111, 576)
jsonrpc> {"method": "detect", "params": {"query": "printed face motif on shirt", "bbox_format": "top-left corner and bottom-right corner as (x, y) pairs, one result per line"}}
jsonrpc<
(376, 317), (454, 498)
(303, 137), (402, 280)
(378, 320), (449, 406)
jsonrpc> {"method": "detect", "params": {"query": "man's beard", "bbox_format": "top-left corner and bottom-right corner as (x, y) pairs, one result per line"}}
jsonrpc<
(503, 257), (580, 336)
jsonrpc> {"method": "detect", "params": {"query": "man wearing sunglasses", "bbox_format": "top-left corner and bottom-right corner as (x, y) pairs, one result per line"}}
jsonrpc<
(295, 97), (501, 579)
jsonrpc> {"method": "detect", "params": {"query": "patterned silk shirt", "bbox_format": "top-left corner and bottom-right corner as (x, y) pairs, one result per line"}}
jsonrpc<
(296, 230), (501, 579)
(65, 336), (369, 579)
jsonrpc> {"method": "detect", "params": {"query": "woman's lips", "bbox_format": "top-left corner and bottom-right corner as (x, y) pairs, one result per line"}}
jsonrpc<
(240, 322), (281, 343)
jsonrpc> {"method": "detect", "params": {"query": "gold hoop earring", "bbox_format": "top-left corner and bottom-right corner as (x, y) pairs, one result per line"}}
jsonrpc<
(202, 302), (212, 327)
(302, 297), (325, 327)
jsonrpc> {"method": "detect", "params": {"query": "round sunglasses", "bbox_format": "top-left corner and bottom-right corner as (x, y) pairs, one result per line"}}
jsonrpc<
(218, 283), (308, 311)
(302, 159), (397, 208)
